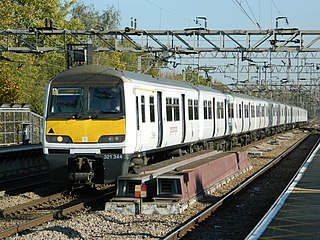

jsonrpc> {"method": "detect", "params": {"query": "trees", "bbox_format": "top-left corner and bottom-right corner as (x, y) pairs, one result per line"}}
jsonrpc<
(0, 1), (164, 114)
(0, 1), (121, 114)
(0, 0), (75, 112)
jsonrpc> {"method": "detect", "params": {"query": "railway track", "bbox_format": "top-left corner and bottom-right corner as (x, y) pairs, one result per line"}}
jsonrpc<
(0, 172), (50, 196)
(0, 186), (116, 238)
(163, 133), (319, 240)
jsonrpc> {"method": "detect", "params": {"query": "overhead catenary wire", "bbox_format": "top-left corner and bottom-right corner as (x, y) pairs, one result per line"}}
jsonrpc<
(144, 0), (192, 27)
(232, 0), (261, 29)
(245, 0), (261, 29)
(270, 0), (283, 16)
(270, 0), (290, 28)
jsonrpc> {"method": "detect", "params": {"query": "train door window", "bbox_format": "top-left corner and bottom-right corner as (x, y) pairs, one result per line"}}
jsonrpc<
(173, 98), (180, 121)
(235, 104), (238, 118)
(208, 101), (212, 119)
(239, 104), (242, 118)
(188, 99), (193, 120)
(141, 96), (145, 123)
(221, 102), (224, 118)
(228, 103), (234, 118)
(150, 96), (155, 122)
(194, 100), (199, 120)
(166, 97), (173, 121)
(285, 107), (287, 117)
(136, 96), (140, 130)
(217, 101), (224, 119)
(256, 105), (260, 117)
(251, 105), (255, 118)
(244, 105), (249, 118)
(204, 100), (208, 119)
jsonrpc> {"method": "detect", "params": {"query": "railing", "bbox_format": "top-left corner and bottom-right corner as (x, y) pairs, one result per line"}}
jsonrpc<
(0, 104), (43, 146)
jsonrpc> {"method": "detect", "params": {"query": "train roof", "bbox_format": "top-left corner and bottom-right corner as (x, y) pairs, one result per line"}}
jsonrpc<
(53, 65), (123, 80)
(53, 65), (198, 90)
(51, 65), (305, 110)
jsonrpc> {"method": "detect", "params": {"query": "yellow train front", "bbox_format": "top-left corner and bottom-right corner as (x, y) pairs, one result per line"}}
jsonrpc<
(43, 65), (130, 186)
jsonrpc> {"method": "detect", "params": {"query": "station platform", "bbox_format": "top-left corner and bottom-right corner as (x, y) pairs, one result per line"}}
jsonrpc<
(0, 144), (46, 180)
(247, 142), (320, 239)
(0, 143), (42, 153)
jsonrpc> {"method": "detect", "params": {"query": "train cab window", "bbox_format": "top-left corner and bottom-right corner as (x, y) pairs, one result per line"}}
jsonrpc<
(194, 100), (199, 120)
(141, 96), (145, 123)
(188, 99), (193, 120)
(204, 100), (208, 119)
(150, 96), (155, 122)
(166, 97), (173, 121)
(173, 98), (180, 121)
(50, 88), (83, 113)
(88, 87), (121, 113)
(228, 103), (234, 119)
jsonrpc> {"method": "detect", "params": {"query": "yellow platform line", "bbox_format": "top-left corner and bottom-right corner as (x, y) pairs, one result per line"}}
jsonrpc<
(292, 187), (320, 193)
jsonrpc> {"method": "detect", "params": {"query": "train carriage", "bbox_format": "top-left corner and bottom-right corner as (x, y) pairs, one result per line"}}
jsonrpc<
(43, 65), (308, 186)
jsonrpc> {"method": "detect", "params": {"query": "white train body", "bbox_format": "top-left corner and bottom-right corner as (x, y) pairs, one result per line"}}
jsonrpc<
(43, 65), (308, 185)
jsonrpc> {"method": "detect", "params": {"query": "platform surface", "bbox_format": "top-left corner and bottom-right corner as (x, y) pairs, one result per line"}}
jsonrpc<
(0, 143), (42, 153)
(258, 144), (320, 239)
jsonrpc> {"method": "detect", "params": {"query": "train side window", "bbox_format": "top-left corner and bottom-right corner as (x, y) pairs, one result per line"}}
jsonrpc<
(173, 98), (180, 121)
(166, 97), (173, 121)
(251, 105), (255, 118)
(235, 104), (238, 118)
(141, 96), (145, 123)
(217, 101), (224, 119)
(256, 105), (260, 117)
(208, 101), (212, 119)
(244, 105), (249, 118)
(150, 96), (155, 122)
(188, 99), (193, 120)
(228, 103), (234, 118)
(204, 100), (208, 119)
(221, 102), (224, 118)
(239, 104), (242, 118)
(194, 100), (199, 120)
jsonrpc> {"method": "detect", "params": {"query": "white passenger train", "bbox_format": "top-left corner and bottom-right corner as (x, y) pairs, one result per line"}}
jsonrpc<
(43, 65), (308, 186)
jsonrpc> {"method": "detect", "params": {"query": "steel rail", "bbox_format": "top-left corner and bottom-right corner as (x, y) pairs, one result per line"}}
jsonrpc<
(0, 188), (116, 239)
(0, 172), (50, 196)
(162, 133), (311, 240)
(245, 137), (320, 239)
(0, 191), (68, 217)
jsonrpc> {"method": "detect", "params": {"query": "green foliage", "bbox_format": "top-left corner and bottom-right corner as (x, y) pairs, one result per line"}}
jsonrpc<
(71, 2), (120, 30)
(0, 0), (163, 115)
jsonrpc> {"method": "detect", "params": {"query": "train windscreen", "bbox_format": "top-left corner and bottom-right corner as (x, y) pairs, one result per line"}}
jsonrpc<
(47, 79), (124, 119)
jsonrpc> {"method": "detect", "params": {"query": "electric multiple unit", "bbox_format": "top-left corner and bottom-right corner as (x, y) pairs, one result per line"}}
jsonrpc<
(42, 65), (308, 186)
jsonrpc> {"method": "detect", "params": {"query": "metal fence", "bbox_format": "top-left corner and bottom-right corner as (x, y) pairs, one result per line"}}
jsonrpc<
(0, 104), (43, 146)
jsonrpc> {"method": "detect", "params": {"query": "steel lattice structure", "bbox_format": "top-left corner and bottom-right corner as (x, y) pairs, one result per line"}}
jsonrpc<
(0, 27), (319, 114)
(1, 28), (320, 53)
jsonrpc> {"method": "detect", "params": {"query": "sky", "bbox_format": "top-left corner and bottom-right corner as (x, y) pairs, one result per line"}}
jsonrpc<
(72, 0), (320, 87)
(78, 0), (320, 30)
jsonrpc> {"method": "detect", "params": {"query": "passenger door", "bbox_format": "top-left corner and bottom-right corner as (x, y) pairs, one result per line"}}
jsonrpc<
(157, 91), (163, 147)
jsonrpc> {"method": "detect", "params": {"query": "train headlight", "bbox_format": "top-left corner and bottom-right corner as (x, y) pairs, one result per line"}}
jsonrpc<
(98, 135), (125, 143)
(46, 135), (73, 143)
